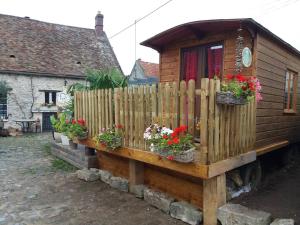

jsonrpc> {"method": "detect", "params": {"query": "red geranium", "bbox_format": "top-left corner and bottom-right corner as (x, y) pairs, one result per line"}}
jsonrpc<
(226, 74), (235, 80)
(162, 134), (168, 139)
(171, 132), (177, 138)
(72, 119), (76, 124)
(166, 155), (174, 161)
(167, 140), (173, 145)
(236, 74), (248, 82)
(173, 137), (180, 144)
(65, 120), (69, 124)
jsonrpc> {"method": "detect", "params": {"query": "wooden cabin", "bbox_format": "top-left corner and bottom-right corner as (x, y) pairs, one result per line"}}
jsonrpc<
(141, 18), (300, 151)
(73, 18), (299, 225)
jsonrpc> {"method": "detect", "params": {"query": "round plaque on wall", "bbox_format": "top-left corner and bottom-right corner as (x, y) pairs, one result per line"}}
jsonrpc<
(242, 47), (252, 68)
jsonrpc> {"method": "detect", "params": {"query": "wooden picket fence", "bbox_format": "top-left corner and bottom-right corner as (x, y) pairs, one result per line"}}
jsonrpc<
(74, 78), (256, 164)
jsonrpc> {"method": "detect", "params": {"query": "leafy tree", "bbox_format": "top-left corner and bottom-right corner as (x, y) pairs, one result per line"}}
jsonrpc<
(0, 81), (12, 98)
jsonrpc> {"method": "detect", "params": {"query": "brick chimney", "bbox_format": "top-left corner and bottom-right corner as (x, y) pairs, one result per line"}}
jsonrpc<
(95, 11), (104, 37)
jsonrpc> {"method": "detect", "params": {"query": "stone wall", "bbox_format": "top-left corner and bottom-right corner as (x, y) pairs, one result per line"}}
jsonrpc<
(0, 73), (85, 130)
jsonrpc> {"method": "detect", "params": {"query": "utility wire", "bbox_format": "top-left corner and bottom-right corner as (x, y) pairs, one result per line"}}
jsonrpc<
(109, 0), (174, 39)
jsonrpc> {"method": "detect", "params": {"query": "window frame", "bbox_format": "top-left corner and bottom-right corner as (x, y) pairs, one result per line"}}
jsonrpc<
(0, 94), (8, 119)
(284, 69), (298, 114)
(180, 42), (224, 81)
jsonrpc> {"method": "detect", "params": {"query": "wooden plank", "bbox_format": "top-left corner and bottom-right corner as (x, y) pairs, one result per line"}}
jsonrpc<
(90, 90), (94, 137)
(224, 105), (230, 159)
(134, 87), (139, 148)
(108, 88), (113, 129)
(74, 92), (78, 120)
(151, 85), (157, 123)
(203, 174), (226, 225)
(99, 90), (102, 130)
(165, 83), (171, 128)
(172, 82), (179, 129)
(124, 87), (129, 147)
(145, 85), (151, 128)
(158, 83), (163, 125)
(129, 87), (134, 148)
(188, 79), (195, 135)
(129, 159), (144, 190)
(88, 91), (92, 137)
(219, 105), (225, 161)
(214, 80), (220, 161)
(207, 151), (256, 178)
(180, 80), (187, 126)
(139, 86), (145, 150)
(114, 88), (120, 129)
(200, 78), (209, 164)
(208, 79), (215, 163)
(79, 138), (209, 179)
(256, 140), (289, 156)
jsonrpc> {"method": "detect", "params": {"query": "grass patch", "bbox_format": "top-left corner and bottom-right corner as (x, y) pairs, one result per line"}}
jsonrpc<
(42, 143), (52, 155)
(51, 158), (76, 172)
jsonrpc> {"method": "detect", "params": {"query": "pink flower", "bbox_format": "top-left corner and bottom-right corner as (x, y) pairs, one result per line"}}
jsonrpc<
(256, 92), (263, 102)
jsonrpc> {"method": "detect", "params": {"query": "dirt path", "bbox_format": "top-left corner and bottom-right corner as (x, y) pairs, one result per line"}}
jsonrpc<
(0, 134), (185, 225)
(232, 151), (300, 224)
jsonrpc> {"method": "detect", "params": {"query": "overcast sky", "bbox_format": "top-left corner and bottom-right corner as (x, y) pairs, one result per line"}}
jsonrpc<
(1, 0), (299, 74)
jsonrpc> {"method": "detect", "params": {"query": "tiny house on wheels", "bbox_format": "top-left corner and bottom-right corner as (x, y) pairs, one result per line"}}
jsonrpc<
(141, 18), (300, 151)
(73, 18), (299, 225)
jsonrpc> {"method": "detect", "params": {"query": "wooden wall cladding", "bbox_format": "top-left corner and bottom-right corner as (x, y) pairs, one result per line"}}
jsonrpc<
(97, 152), (130, 179)
(255, 33), (300, 147)
(144, 165), (203, 209)
(96, 152), (204, 209)
(159, 30), (254, 83)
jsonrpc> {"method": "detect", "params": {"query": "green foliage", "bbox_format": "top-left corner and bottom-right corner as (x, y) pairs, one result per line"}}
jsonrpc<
(50, 113), (70, 133)
(86, 68), (127, 90)
(51, 158), (76, 172)
(0, 80), (12, 97)
(66, 83), (87, 96)
(94, 125), (123, 150)
(67, 119), (87, 140)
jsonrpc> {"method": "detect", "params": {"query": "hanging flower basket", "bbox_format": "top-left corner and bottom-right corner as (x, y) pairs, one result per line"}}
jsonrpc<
(216, 91), (246, 105)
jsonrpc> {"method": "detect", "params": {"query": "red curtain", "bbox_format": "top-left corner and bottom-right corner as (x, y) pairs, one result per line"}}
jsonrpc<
(183, 49), (198, 82)
(207, 47), (222, 79)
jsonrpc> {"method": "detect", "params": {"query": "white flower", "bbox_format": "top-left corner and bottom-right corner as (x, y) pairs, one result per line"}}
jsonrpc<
(161, 127), (173, 135)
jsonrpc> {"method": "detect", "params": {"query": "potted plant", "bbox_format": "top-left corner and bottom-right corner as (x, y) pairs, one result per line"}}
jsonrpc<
(57, 114), (71, 146)
(216, 74), (262, 105)
(67, 118), (88, 149)
(94, 125), (123, 150)
(144, 125), (195, 163)
(50, 115), (62, 143)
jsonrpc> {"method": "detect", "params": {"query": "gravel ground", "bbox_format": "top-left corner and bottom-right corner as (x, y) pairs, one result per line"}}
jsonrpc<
(0, 133), (185, 225)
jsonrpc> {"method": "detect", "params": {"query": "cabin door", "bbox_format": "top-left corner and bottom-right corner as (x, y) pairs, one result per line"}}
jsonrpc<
(180, 44), (223, 137)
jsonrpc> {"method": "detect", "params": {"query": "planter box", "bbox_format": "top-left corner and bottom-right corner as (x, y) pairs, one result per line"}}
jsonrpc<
(61, 134), (70, 146)
(174, 147), (196, 163)
(77, 131), (88, 141)
(54, 132), (62, 143)
(69, 140), (78, 149)
(216, 92), (246, 105)
(155, 147), (196, 163)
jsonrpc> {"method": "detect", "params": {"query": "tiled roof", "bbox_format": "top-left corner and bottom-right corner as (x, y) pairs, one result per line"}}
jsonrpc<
(138, 59), (159, 77)
(0, 14), (121, 78)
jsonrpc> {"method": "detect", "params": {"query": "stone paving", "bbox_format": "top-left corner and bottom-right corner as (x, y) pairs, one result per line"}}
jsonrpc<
(0, 133), (185, 225)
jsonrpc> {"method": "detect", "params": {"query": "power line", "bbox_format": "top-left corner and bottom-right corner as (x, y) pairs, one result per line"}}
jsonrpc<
(109, 0), (175, 39)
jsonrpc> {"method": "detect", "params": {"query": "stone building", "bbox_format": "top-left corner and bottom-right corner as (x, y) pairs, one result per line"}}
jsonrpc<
(0, 12), (121, 131)
(128, 59), (159, 85)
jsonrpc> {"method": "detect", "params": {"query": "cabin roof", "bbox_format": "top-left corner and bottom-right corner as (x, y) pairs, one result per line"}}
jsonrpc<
(141, 18), (300, 57)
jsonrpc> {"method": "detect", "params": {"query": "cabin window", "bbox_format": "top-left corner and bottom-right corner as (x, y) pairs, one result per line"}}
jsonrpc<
(284, 70), (298, 113)
(45, 91), (57, 105)
(181, 43), (223, 84)
(0, 94), (7, 118)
